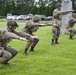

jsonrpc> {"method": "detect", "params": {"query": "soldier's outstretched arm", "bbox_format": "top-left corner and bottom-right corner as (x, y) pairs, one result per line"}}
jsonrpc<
(3, 31), (28, 42)
(34, 23), (52, 27)
(56, 10), (74, 15)
(62, 10), (74, 15)
(1, 29), (29, 42)
(14, 31), (37, 39)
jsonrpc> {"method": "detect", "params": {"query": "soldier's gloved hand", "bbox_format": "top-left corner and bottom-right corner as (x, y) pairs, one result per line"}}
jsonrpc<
(30, 35), (38, 39)
(19, 37), (28, 42)
(30, 35), (35, 39)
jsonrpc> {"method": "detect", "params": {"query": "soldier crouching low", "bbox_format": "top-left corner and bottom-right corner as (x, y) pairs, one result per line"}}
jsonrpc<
(21, 14), (51, 55)
(0, 20), (28, 64)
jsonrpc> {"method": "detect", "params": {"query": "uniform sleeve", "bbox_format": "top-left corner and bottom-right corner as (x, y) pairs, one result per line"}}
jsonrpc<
(33, 23), (40, 26)
(55, 10), (72, 16)
(1, 30), (20, 39)
(14, 31), (30, 37)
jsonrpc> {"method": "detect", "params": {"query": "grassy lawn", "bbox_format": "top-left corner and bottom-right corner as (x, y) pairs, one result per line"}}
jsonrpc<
(0, 20), (76, 75)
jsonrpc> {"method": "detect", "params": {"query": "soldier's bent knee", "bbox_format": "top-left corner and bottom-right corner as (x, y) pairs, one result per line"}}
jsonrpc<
(12, 49), (18, 57)
(34, 38), (39, 42)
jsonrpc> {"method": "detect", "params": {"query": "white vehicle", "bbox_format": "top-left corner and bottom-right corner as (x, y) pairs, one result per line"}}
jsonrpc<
(7, 15), (18, 20)
(16, 15), (27, 20)
(6, 16), (12, 20)
(6, 13), (12, 20)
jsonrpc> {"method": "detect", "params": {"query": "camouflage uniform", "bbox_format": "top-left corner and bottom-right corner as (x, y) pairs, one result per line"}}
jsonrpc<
(65, 18), (76, 40)
(0, 28), (20, 64)
(22, 14), (50, 55)
(0, 20), (28, 64)
(22, 20), (39, 51)
(51, 3), (74, 45)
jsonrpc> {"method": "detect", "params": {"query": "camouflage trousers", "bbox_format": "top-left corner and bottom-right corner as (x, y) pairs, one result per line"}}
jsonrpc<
(0, 46), (18, 63)
(67, 28), (76, 36)
(52, 26), (60, 39)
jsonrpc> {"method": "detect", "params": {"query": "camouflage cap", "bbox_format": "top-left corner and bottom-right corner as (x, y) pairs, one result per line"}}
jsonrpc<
(56, 3), (62, 8)
(32, 15), (41, 21)
(7, 20), (18, 27)
(69, 18), (76, 23)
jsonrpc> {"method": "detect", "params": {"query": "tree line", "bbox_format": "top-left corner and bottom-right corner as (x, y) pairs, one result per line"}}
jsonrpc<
(0, 0), (76, 16)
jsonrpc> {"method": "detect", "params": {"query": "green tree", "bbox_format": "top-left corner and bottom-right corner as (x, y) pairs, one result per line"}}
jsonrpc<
(0, 0), (6, 15)
(0, 0), (75, 16)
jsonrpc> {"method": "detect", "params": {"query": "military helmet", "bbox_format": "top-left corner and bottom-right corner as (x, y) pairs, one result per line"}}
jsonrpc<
(32, 15), (41, 21)
(69, 18), (76, 23)
(7, 20), (18, 27)
(56, 3), (62, 8)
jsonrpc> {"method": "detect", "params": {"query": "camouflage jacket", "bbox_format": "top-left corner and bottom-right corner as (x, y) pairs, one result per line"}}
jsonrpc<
(0, 28), (20, 47)
(21, 20), (39, 35)
(53, 9), (72, 27)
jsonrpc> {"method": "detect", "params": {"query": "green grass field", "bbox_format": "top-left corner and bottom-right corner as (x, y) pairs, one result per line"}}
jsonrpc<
(0, 20), (76, 75)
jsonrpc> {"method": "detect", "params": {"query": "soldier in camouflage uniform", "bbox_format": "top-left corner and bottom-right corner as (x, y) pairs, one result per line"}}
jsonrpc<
(65, 18), (76, 40)
(7, 20), (37, 56)
(21, 14), (50, 55)
(0, 20), (30, 64)
(51, 3), (74, 45)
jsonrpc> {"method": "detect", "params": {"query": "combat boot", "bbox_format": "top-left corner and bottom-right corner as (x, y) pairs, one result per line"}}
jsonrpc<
(23, 49), (28, 56)
(0, 62), (9, 64)
(51, 39), (55, 45)
(30, 47), (35, 52)
(55, 38), (59, 44)
(0, 60), (9, 64)
(69, 35), (73, 40)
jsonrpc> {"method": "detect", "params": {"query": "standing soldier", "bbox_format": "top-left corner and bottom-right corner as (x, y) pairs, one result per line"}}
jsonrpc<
(51, 3), (74, 45)
(0, 20), (29, 64)
(21, 14), (50, 55)
(65, 18), (76, 40)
